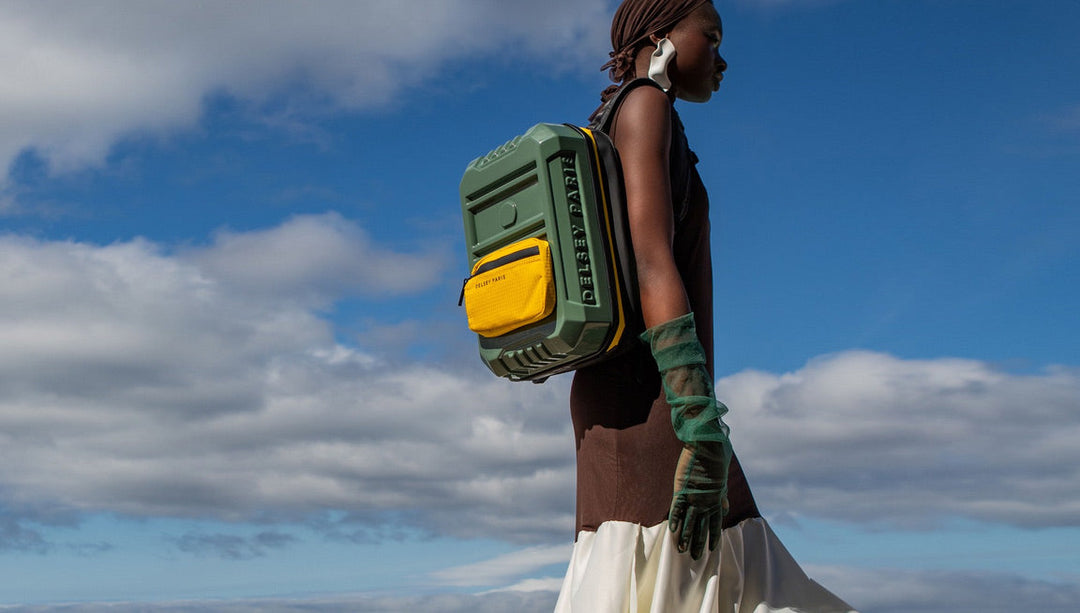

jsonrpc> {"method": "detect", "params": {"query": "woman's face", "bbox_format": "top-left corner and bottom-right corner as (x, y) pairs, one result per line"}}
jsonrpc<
(666, 4), (726, 103)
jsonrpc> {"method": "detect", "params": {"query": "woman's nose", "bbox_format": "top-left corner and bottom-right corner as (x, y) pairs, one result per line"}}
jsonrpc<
(717, 54), (727, 73)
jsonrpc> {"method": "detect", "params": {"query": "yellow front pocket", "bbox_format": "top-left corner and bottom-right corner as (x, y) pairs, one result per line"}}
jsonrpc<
(464, 237), (555, 338)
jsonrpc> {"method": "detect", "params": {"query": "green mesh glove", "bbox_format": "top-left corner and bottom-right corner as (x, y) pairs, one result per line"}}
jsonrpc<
(641, 313), (732, 560)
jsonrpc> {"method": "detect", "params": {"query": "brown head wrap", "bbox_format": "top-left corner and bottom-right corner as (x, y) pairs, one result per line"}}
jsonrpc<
(600, 0), (711, 100)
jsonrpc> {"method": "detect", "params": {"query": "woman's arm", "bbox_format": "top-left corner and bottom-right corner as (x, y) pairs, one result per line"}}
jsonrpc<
(615, 86), (732, 560)
(611, 86), (689, 328)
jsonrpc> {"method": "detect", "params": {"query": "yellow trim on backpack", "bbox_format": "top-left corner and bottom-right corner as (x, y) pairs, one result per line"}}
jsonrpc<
(463, 237), (555, 338)
(580, 127), (627, 352)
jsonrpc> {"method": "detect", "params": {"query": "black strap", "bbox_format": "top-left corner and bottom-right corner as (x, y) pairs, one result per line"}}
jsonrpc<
(588, 78), (697, 223)
(588, 78), (665, 134)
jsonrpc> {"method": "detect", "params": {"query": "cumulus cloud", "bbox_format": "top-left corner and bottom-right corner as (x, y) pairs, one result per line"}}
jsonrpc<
(0, 0), (610, 178)
(187, 212), (447, 305)
(0, 220), (575, 544)
(718, 351), (1080, 529)
(0, 217), (1077, 553)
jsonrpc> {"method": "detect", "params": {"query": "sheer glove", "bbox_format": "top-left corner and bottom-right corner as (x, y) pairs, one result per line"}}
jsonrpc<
(641, 313), (732, 560)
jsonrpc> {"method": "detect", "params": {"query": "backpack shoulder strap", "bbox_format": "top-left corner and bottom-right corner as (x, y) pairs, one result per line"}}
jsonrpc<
(588, 78), (664, 133)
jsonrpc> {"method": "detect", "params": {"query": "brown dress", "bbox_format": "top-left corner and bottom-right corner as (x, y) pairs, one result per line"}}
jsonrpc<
(571, 82), (759, 536)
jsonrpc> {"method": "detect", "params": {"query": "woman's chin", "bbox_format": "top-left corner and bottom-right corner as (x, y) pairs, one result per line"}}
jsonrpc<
(678, 90), (713, 104)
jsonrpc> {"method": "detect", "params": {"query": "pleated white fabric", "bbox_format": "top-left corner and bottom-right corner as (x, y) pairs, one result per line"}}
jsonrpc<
(554, 517), (857, 613)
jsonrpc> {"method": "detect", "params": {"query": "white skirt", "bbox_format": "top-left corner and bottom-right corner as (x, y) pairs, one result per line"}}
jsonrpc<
(555, 517), (857, 613)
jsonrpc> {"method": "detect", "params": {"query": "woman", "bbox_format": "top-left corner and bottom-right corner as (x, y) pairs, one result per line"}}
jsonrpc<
(555, 1), (856, 611)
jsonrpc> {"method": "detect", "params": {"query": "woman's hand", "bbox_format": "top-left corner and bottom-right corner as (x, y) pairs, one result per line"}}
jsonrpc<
(670, 437), (731, 559)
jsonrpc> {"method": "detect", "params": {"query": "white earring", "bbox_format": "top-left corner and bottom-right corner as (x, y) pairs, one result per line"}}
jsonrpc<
(648, 38), (676, 91)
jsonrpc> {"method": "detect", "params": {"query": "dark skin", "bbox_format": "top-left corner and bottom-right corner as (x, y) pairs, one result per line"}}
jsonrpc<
(610, 4), (729, 557)
(614, 3), (726, 330)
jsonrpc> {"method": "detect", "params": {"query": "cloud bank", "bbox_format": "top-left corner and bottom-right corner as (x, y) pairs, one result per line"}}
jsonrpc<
(0, 214), (1076, 550)
(0, 214), (574, 547)
(1, 566), (1078, 613)
(0, 0), (610, 178)
(719, 352), (1080, 529)
(0, 210), (1076, 606)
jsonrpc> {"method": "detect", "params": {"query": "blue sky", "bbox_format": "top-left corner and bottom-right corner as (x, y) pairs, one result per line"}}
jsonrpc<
(1, 1), (1078, 611)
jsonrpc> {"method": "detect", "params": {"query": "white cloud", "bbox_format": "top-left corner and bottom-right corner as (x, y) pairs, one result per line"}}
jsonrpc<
(1, 567), (1077, 612)
(811, 565), (1080, 613)
(0, 221), (1077, 550)
(0, 0), (610, 178)
(187, 212), (447, 305)
(432, 544), (571, 587)
(718, 351), (1080, 529)
(0, 220), (576, 543)
(488, 577), (567, 593)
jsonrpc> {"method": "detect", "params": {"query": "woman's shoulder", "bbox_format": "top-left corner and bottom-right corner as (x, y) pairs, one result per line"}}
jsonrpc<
(619, 81), (671, 111)
(611, 83), (673, 150)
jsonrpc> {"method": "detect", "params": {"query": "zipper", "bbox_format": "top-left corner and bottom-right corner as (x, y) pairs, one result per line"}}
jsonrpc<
(458, 244), (542, 306)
